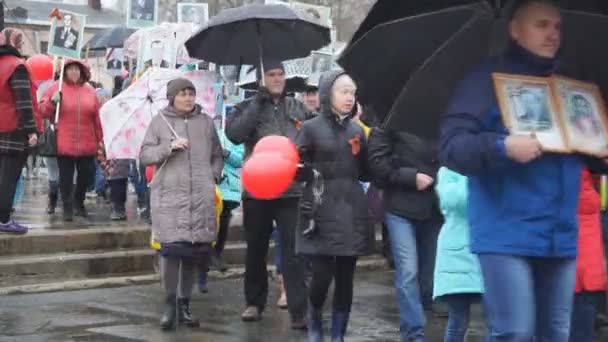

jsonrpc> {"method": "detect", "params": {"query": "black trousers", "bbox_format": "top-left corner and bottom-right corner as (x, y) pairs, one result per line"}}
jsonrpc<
(57, 156), (95, 209)
(0, 153), (27, 223)
(243, 197), (307, 319)
(309, 256), (357, 313)
(108, 179), (128, 212)
(215, 200), (239, 256)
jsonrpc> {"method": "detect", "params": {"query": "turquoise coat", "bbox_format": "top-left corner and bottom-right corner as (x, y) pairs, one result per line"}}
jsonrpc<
(433, 167), (483, 299)
(217, 129), (244, 203)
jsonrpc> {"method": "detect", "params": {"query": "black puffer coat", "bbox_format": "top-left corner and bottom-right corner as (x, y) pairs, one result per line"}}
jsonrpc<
(295, 70), (374, 256)
(226, 94), (314, 198)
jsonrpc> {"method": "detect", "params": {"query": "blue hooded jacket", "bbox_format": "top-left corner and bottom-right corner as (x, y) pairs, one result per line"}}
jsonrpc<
(440, 43), (607, 258)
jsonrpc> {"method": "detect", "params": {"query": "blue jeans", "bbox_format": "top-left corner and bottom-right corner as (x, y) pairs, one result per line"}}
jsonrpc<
(385, 212), (441, 342)
(128, 160), (147, 208)
(444, 294), (482, 342)
(478, 254), (576, 342)
(569, 292), (600, 342)
(94, 161), (106, 195)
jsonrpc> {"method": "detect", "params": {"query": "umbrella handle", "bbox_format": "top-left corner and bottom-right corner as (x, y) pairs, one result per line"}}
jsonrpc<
(256, 21), (265, 87)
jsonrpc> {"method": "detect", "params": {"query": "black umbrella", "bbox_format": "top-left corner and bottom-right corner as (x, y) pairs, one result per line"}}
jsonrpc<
(185, 3), (330, 83)
(339, 0), (608, 140)
(85, 26), (135, 51)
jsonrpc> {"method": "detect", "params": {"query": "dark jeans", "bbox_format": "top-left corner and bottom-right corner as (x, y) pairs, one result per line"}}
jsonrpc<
(108, 179), (127, 212)
(309, 255), (357, 313)
(569, 291), (602, 342)
(0, 153), (27, 222)
(57, 156), (96, 209)
(443, 294), (483, 342)
(215, 200), (239, 257)
(129, 160), (147, 208)
(94, 160), (106, 195)
(479, 254), (576, 342)
(243, 197), (307, 319)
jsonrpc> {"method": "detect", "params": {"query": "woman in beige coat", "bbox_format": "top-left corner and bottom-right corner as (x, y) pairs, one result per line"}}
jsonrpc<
(140, 78), (223, 330)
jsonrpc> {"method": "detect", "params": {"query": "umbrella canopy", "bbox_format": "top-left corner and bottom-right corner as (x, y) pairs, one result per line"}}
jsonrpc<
(100, 68), (218, 159)
(85, 26), (135, 51)
(185, 3), (330, 66)
(237, 57), (311, 92)
(340, 0), (608, 140)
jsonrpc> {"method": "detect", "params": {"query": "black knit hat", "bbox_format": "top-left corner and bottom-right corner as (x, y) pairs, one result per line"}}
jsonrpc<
(166, 78), (196, 104)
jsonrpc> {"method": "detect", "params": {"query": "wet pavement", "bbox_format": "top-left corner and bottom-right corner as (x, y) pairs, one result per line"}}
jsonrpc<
(0, 270), (489, 342)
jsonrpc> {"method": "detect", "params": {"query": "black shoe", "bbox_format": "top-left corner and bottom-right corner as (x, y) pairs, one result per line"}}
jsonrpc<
(291, 315), (308, 330)
(210, 254), (228, 273)
(74, 205), (87, 218)
(47, 193), (58, 214)
(110, 210), (127, 221)
(160, 294), (177, 330)
(178, 297), (200, 328)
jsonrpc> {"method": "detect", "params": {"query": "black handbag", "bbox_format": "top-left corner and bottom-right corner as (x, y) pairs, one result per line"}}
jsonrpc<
(37, 124), (57, 157)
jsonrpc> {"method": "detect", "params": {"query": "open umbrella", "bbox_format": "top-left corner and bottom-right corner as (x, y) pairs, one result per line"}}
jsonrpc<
(100, 68), (219, 160)
(185, 3), (330, 85)
(85, 26), (135, 51)
(339, 0), (608, 140)
(237, 57), (311, 92)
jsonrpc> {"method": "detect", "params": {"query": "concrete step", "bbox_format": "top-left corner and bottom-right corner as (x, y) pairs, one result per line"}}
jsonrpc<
(0, 256), (389, 295)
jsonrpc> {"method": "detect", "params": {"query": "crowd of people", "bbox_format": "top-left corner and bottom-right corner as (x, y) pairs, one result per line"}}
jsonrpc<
(2, 0), (608, 341)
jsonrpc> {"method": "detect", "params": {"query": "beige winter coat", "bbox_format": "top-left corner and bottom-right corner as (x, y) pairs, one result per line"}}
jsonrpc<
(140, 104), (223, 244)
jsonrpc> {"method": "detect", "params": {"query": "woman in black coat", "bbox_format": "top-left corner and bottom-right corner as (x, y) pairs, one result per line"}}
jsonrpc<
(296, 70), (374, 342)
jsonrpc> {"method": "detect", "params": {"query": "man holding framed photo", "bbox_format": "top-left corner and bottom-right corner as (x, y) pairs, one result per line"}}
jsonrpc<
(440, 0), (608, 340)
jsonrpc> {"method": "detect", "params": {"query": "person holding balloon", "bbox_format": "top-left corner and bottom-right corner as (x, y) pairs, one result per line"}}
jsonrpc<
(294, 70), (374, 342)
(226, 60), (314, 327)
(0, 29), (40, 234)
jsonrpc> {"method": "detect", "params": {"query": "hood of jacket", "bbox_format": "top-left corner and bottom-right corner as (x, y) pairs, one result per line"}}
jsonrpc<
(64, 59), (91, 84)
(318, 69), (348, 118)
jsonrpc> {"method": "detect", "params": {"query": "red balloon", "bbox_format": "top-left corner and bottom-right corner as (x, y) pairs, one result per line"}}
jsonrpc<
(253, 135), (300, 164)
(26, 54), (54, 82)
(242, 152), (297, 200)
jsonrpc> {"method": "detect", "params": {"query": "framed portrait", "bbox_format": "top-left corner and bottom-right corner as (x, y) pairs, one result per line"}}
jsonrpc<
(127, 0), (158, 29)
(48, 10), (86, 59)
(493, 73), (568, 152)
(106, 48), (124, 76)
(136, 27), (176, 75)
(289, 1), (331, 27)
(551, 76), (608, 155)
(177, 3), (209, 33)
(311, 51), (333, 74)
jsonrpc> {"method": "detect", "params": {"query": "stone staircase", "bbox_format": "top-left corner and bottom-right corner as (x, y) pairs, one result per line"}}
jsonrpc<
(0, 179), (386, 295)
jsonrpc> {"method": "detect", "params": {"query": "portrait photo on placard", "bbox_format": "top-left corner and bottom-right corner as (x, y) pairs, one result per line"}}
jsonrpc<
(311, 51), (333, 74)
(136, 28), (176, 74)
(553, 77), (608, 154)
(48, 11), (86, 59)
(106, 48), (124, 76)
(289, 1), (331, 26)
(177, 3), (209, 33)
(493, 73), (567, 152)
(127, 0), (158, 29)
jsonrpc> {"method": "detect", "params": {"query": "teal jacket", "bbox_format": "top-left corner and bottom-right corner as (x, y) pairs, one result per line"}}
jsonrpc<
(433, 167), (483, 299)
(217, 128), (244, 203)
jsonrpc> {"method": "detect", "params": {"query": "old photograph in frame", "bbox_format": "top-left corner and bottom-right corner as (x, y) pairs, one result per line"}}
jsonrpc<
(493, 73), (568, 152)
(551, 76), (608, 155)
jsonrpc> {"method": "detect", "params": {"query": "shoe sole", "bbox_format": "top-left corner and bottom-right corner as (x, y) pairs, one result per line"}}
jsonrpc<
(241, 315), (262, 322)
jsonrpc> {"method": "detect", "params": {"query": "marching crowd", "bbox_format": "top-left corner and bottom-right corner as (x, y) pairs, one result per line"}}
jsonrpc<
(2, 1), (608, 342)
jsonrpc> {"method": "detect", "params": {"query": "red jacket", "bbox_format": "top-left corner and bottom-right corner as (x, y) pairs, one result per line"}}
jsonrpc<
(39, 60), (103, 157)
(0, 54), (43, 133)
(575, 169), (608, 293)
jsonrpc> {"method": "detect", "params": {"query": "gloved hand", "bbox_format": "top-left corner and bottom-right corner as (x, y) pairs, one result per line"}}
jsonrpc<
(255, 86), (273, 104)
(51, 91), (61, 105)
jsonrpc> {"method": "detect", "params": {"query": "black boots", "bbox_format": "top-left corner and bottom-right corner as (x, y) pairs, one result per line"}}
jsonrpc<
(47, 181), (58, 214)
(160, 294), (177, 330)
(160, 295), (200, 330)
(62, 202), (73, 222)
(178, 297), (200, 328)
(307, 305), (323, 342)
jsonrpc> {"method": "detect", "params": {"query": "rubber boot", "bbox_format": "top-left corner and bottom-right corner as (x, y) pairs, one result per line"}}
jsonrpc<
(178, 297), (200, 328)
(308, 304), (324, 342)
(330, 310), (350, 342)
(160, 294), (177, 330)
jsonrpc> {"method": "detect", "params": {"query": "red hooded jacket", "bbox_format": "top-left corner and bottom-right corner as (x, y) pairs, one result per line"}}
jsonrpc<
(39, 59), (103, 157)
(575, 169), (608, 293)
(0, 54), (43, 133)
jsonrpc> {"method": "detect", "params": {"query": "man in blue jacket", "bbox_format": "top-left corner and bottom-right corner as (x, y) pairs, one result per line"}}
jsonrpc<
(440, 0), (608, 340)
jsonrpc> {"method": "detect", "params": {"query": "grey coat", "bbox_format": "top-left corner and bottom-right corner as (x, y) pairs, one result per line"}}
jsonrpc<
(226, 95), (314, 198)
(140, 104), (223, 244)
(295, 70), (374, 256)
